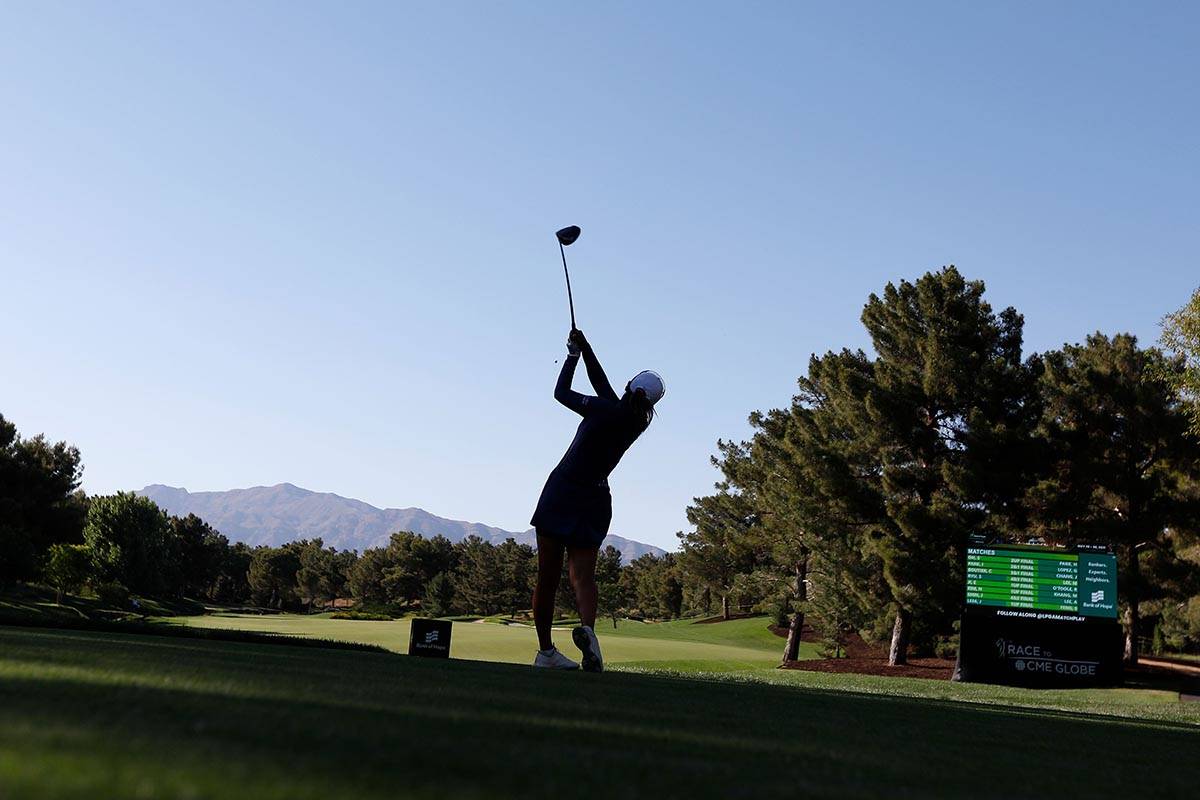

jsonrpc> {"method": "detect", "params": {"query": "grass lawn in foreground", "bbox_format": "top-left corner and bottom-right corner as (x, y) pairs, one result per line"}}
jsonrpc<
(165, 612), (821, 671)
(1, 626), (1197, 800)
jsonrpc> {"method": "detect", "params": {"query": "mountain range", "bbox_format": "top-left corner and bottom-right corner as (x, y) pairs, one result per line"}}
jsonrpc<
(136, 483), (667, 562)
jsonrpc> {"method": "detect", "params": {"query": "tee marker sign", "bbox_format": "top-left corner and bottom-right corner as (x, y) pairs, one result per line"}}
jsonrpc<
(408, 618), (453, 658)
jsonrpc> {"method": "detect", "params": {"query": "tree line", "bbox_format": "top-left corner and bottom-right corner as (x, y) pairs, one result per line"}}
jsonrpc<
(0, 428), (692, 621)
(678, 270), (1200, 666)
(5, 276), (1198, 664)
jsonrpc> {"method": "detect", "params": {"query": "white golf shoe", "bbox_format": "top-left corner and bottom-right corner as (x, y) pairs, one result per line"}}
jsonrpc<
(533, 646), (579, 670)
(572, 625), (604, 673)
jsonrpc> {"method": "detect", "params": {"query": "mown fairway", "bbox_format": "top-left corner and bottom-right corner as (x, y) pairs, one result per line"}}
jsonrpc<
(166, 613), (823, 671)
(3, 626), (1199, 800)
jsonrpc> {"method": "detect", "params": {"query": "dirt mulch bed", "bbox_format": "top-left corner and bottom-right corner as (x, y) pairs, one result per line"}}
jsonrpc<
(782, 631), (955, 680)
(1123, 661), (1200, 698)
(785, 655), (955, 680)
(1138, 656), (1200, 675)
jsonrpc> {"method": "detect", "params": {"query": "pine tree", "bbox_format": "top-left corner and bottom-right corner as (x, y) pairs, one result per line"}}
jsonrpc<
(1026, 333), (1200, 663)
(678, 491), (760, 620)
(747, 268), (1037, 664)
(1159, 286), (1200, 437)
(423, 572), (456, 617)
(596, 545), (625, 628)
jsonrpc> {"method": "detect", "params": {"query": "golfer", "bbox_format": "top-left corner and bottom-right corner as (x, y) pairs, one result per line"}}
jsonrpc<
(531, 328), (664, 671)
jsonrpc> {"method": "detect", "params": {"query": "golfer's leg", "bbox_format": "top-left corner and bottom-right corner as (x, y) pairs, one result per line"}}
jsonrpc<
(533, 535), (565, 651)
(567, 546), (599, 629)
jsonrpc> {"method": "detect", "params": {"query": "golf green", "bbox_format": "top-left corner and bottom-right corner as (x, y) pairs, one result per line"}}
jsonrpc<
(166, 612), (822, 671)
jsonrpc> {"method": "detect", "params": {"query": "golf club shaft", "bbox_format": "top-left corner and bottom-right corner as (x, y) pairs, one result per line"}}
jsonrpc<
(559, 241), (576, 330)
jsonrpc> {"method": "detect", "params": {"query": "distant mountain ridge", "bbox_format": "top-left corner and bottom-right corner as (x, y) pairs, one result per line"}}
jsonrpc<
(136, 483), (666, 562)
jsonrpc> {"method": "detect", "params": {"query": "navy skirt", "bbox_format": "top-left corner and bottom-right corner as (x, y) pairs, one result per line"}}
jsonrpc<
(530, 469), (612, 549)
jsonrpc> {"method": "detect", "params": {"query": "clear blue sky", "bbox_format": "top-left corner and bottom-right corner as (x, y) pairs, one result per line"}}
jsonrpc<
(2, 3), (1197, 551)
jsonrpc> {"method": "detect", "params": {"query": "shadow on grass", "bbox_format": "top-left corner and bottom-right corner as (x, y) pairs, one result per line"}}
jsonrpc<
(621, 664), (1200, 731)
(0, 614), (389, 653)
(1, 628), (1199, 800)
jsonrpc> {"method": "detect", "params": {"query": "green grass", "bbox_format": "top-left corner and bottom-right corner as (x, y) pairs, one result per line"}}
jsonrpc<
(666, 667), (1198, 724)
(165, 611), (1200, 722)
(0, 583), (205, 622)
(0, 587), (384, 654)
(160, 611), (1200, 720)
(165, 612), (822, 671)
(1, 626), (1197, 800)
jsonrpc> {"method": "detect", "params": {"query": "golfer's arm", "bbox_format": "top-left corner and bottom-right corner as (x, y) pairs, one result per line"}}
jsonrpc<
(581, 344), (619, 402)
(554, 354), (589, 414)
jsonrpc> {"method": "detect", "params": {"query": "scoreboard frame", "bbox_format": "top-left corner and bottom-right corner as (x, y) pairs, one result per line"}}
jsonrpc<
(956, 535), (1123, 687)
(964, 538), (1118, 623)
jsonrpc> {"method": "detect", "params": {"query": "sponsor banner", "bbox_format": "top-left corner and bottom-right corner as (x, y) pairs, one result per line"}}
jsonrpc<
(956, 615), (1123, 687)
(408, 618), (453, 658)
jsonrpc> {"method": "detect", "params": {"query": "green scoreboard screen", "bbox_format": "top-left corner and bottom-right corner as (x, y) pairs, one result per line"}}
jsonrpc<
(965, 542), (1118, 620)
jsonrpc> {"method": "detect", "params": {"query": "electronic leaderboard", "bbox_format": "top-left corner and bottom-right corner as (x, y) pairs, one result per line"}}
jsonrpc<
(965, 541), (1117, 620)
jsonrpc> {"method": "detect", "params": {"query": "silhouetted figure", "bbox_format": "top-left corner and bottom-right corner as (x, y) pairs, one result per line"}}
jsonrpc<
(530, 328), (664, 671)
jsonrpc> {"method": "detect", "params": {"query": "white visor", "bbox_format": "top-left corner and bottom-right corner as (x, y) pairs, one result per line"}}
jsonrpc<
(629, 370), (666, 405)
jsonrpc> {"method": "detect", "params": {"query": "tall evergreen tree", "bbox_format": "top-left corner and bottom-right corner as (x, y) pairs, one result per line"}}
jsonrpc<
(295, 539), (352, 610)
(595, 545), (625, 627)
(454, 536), (503, 616)
(749, 268), (1036, 664)
(1026, 333), (1200, 663)
(858, 268), (1036, 663)
(422, 571), (457, 617)
(349, 546), (392, 605)
(0, 414), (86, 584)
(678, 491), (760, 620)
(717, 409), (833, 663)
(247, 544), (302, 609)
(1159, 285), (1200, 437)
(211, 542), (253, 604)
(619, 553), (683, 619)
(170, 513), (229, 598)
(715, 350), (894, 663)
(495, 538), (536, 617)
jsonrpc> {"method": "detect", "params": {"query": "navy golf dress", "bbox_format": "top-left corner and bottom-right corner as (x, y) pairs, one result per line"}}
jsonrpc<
(531, 348), (646, 549)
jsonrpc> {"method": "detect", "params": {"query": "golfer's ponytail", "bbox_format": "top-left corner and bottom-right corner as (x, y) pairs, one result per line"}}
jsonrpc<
(627, 387), (655, 432)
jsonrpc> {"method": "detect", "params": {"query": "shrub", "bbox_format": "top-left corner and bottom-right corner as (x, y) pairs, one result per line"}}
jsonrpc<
(330, 611), (392, 621)
(767, 599), (790, 629)
(93, 581), (130, 609)
(935, 635), (959, 660)
(1158, 596), (1200, 653)
(43, 543), (92, 603)
(1152, 623), (1167, 656)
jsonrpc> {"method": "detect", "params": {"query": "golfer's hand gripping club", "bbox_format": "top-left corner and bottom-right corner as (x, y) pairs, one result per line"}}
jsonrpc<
(566, 328), (584, 357)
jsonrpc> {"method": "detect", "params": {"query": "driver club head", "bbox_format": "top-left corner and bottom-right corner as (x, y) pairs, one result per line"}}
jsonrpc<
(555, 225), (581, 246)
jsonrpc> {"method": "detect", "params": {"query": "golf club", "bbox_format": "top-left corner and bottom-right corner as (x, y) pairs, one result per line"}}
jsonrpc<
(556, 225), (581, 330)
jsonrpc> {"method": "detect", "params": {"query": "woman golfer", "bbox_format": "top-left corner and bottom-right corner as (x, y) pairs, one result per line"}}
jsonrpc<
(531, 328), (664, 671)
